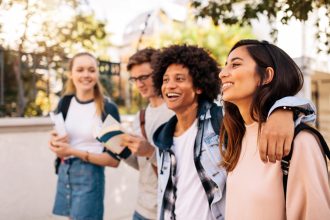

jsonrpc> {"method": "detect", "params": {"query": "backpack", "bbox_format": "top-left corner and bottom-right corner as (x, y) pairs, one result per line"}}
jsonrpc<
(53, 95), (120, 174)
(281, 123), (330, 198)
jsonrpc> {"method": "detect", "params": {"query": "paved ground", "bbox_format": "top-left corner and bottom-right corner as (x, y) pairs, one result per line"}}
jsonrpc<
(0, 118), (138, 220)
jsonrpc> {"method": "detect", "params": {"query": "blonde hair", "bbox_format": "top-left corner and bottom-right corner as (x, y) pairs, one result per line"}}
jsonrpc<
(63, 52), (105, 116)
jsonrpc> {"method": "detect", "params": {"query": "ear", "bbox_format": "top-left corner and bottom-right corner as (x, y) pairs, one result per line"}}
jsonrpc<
(196, 88), (202, 94)
(263, 67), (274, 85)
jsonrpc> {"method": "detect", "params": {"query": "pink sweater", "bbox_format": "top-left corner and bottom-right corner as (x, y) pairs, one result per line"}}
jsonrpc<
(226, 122), (330, 220)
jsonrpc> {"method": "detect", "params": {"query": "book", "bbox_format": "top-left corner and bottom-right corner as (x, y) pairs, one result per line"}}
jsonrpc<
(96, 114), (126, 154)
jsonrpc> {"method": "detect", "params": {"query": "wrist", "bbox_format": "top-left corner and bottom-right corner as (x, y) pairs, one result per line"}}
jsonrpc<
(82, 151), (90, 162)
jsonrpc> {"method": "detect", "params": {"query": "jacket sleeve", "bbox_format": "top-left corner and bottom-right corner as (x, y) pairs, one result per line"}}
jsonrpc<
(267, 96), (316, 125)
(286, 131), (330, 219)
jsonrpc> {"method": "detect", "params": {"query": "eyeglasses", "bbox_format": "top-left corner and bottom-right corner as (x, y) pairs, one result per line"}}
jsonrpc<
(128, 73), (152, 83)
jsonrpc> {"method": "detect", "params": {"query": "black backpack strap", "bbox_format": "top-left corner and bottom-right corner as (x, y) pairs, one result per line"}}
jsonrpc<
(56, 95), (74, 120)
(282, 123), (330, 197)
(210, 104), (223, 135)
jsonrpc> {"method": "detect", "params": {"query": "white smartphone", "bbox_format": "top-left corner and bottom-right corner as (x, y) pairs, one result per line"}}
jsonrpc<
(49, 112), (67, 136)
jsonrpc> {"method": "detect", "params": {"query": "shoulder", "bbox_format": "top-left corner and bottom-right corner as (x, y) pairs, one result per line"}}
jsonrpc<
(292, 130), (327, 170)
(55, 94), (74, 113)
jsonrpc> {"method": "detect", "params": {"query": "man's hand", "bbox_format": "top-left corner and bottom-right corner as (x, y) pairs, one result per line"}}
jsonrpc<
(259, 109), (294, 163)
(120, 134), (154, 157)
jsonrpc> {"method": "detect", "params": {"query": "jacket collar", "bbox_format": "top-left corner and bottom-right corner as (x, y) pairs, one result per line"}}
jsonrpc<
(153, 100), (213, 150)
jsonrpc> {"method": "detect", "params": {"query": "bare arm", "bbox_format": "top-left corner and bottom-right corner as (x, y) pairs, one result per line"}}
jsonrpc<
(49, 140), (120, 167)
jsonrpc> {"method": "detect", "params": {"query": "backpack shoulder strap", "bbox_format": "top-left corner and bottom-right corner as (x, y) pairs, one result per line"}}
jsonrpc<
(210, 104), (223, 135)
(56, 95), (74, 120)
(139, 109), (147, 140)
(282, 123), (330, 198)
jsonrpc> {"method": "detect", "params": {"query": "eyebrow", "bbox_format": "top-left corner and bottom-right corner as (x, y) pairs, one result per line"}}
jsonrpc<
(225, 57), (243, 65)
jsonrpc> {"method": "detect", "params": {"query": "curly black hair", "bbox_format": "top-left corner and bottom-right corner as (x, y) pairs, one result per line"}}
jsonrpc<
(152, 44), (221, 103)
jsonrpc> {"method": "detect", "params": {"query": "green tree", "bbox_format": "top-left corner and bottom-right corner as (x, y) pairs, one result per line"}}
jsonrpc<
(192, 0), (330, 54)
(0, 0), (110, 117)
(144, 13), (254, 66)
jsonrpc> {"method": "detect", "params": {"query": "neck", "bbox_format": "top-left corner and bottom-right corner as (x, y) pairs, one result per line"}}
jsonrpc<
(174, 102), (198, 136)
(75, 90), (94, 102)
(149, 96), (164, 107)
(236, 101), (255, 125)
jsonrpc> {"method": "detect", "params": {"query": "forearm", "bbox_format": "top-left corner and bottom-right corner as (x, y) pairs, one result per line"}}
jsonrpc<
(69, 149), (120, 167)
(268, 96), (316, 124)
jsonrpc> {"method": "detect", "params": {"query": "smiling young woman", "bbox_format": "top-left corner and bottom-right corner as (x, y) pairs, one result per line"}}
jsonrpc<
(49, 52), (121, 220)
(219, 40), (330, 219)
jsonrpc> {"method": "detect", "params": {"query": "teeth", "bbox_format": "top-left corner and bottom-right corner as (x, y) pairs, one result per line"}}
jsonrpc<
(222, 82), (233, 89)
(167, 92), (180, 98)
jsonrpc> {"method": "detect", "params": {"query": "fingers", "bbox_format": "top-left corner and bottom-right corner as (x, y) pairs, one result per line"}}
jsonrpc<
(258, 128), (268, 163)
(283, 133), (293, 157)
(274, 137), (284, 161)
(266, 135), (277, 163)
(50, 130), (58, 137)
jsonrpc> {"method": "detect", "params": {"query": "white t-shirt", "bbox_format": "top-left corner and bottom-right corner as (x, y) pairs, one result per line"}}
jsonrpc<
(65, 97), (104, 154)
(172, 119), (214, 220)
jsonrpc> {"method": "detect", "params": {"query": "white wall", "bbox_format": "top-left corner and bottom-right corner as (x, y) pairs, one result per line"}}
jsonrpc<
(0, 117), (138, 220)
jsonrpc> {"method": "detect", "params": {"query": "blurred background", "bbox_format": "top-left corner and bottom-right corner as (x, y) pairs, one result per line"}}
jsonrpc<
(0, 0), (329, 219)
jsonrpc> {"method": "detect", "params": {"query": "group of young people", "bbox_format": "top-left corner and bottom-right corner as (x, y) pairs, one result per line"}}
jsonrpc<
(49, 40), (330, 220)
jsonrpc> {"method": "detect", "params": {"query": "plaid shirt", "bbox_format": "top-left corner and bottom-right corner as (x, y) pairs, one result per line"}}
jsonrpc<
(162, 137), (218, 220)
(154, 101), (226, 220)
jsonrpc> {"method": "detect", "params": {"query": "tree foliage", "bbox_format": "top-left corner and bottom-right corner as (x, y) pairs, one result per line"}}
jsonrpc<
(144, 13), (254, 66)
(0, 0), (110, 117)
(192, 0), (330, 53)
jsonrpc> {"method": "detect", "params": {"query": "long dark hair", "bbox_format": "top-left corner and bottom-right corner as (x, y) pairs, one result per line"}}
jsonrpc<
(220, 39), (304, 171)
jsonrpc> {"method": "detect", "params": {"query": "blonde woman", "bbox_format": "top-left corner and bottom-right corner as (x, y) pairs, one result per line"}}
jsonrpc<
(49, 52), (120, 220)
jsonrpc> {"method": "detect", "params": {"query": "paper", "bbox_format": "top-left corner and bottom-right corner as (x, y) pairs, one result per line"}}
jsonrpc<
(96, 114), (126, 154)
(49, 112), (67, 136)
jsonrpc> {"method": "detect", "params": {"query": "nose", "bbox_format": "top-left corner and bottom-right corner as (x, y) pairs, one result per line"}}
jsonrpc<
(82, 70), (91, 77)
(219, 67), (229, 80)
(164, 78), (177, 89)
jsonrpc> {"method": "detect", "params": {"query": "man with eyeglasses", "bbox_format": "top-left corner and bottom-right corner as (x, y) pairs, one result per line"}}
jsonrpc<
(120, 48), (174, 220)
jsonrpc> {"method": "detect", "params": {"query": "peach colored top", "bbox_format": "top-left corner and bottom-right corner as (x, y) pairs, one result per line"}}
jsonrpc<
(226, 122), (330, 220)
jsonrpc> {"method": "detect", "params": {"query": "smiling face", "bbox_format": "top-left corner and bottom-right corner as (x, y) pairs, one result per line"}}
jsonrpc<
(129, 62), (156, 99)
(219, 46), (261, 108)
(70, 55), (99, 95)
(161, 64), (201, 114)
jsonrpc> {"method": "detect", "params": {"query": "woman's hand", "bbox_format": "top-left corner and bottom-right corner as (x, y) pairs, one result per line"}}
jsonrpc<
(49, 130), (69, 145)
(49, 130), (70, 158)
(49, 141), (73, 158)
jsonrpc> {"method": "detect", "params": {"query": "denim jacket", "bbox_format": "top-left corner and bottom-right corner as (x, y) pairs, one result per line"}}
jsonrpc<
(153, 101), (226, 220)
(153, 97), (316, 220)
